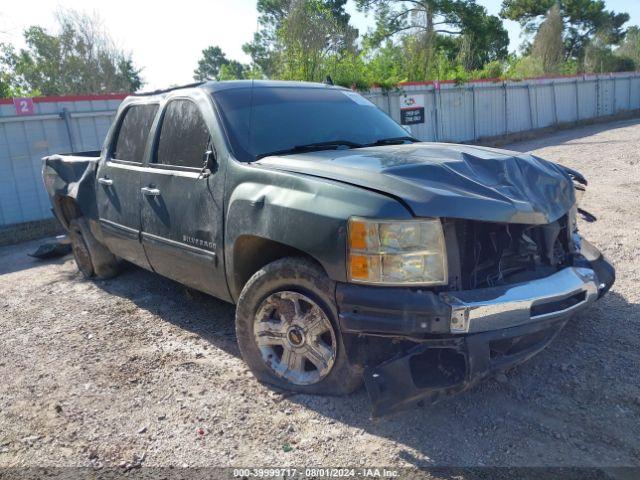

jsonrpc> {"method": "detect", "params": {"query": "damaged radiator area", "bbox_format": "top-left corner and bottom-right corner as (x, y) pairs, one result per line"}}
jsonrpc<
(448, 215), (575, 291)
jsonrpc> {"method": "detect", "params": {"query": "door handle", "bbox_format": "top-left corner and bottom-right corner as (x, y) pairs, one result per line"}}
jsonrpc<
(141, 186), (161, 196)
(98, 177), (113, 186)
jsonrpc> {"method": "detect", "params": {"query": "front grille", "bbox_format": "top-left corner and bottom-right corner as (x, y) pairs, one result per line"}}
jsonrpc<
(448, 216), (571, 290)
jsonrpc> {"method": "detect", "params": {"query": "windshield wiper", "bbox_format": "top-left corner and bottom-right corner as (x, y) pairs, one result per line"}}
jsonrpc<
(256, 140), (363, 160)
(366, 136), (419, 146)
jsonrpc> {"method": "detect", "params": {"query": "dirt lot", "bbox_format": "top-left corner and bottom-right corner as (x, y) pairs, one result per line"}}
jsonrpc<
(1, 119), (639, 471)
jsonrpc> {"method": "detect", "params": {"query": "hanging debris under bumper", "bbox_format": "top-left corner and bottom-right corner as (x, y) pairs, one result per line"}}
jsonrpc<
(337, 247), (615, 418)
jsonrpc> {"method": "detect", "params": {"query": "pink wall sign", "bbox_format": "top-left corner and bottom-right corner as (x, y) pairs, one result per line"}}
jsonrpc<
(13, 97), (35, 116)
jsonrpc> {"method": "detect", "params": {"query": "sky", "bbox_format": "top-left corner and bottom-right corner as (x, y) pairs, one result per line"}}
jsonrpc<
(1, 0), (639, 90)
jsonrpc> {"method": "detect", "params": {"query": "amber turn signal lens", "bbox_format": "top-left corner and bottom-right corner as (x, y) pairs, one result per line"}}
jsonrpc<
(349, 255), (369, 280)
(349, 221), (368, 251)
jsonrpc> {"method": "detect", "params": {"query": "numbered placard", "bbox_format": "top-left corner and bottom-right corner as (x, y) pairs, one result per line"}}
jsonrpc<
(13, 97), (35, 116)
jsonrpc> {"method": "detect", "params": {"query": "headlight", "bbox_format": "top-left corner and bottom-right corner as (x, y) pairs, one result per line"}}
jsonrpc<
(347, 217), (448, 285)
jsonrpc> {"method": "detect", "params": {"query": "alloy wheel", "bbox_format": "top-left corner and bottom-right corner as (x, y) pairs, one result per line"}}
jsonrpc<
(253, 291), (337, 385)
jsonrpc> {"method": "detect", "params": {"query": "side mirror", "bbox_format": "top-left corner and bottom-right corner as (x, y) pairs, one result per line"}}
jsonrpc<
(199, 150), (217, 179)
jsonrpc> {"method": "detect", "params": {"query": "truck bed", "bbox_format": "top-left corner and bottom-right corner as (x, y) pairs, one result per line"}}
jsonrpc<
(42, 151), (102, 225)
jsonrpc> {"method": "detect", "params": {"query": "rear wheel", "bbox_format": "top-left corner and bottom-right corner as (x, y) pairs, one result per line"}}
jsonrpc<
(235, 257), (362, 395)
(68, 218), (119, 279)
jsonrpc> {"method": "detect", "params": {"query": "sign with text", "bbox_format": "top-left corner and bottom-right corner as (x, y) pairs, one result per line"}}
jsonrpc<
(13, 97), (35, 116)
(400, 94), (425, 125)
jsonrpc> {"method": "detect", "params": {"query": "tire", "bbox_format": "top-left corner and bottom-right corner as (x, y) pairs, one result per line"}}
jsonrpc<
(68, 218), (119, 279)
(235, 257), (363, 395)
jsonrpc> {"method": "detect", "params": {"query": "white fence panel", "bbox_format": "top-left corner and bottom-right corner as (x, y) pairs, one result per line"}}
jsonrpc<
(555, 81), (579, 123)
(630, 77), (640, 110)
(440, 88), (475, 142)
(506, 85), (532, 133)
(577, 81), (597, 120)
(474, 84), (507, 138)
(366, 72), (640, 143)
(0, 94), (125, 227)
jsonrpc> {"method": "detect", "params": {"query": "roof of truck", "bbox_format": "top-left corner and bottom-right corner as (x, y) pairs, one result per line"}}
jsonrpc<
(133, 80), (347, 97)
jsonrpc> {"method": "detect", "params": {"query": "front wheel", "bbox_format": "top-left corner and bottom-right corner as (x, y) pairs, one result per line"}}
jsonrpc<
(235, 257), (362, 395)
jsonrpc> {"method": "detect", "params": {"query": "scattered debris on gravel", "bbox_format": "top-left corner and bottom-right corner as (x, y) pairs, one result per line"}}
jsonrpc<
(1, 119), (639, 468)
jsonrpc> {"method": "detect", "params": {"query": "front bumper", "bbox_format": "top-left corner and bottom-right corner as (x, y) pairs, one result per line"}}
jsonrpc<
(335, 242), (615, 417)
(444, 266), (599, 334)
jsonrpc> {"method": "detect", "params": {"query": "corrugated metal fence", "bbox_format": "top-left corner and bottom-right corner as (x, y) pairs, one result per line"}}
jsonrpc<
(364, 72), (640, 143)
(0, 94), (125, 227)
(1, 73), (639, 229)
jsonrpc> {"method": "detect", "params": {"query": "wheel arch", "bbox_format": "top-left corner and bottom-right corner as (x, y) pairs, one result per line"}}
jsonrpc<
(230, 234), (328, 302)
(52, 195), (82, 230)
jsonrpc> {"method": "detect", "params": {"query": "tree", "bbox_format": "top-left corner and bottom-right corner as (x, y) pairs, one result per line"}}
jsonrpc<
(277, 0), (357, 81)
(500, 0), (630, 60)
(243, 0), (357, 80)
(531, 3), (564, 73)
(194, 46), (231, 80)
(616, 26), (640, 69)
(217, 60), (245, 80)
(0, 9), (142, 97)
(356, 0), (509, 78)
(583, 32), (634, 74)
(363, 41), (407, 87)
(193, 45), (260, 81)
(0, 72), (11, 98)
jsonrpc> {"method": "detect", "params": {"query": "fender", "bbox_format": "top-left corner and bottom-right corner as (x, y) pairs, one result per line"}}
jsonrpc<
(224, 162), (411, 301)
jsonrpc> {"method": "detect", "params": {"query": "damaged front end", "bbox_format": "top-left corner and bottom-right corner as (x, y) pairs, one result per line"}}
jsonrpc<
(337, 209), (615, 417)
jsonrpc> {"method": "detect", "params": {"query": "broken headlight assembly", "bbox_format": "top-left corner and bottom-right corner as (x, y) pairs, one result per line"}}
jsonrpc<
(347, 217), (448, 286)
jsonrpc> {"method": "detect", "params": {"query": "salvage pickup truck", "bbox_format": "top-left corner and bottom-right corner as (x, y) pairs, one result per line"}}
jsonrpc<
(43, 80), (614, 416)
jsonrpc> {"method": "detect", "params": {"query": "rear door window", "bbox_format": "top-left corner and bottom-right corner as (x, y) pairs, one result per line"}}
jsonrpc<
(113, 104), (158, 163)
(155, 99), (211, 168)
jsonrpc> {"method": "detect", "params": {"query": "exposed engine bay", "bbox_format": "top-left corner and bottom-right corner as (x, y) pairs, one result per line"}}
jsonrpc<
(447, 213), (577, 291)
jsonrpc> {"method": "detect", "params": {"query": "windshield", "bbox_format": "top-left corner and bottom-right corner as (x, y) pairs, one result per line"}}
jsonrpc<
(212, 85), (410, 161)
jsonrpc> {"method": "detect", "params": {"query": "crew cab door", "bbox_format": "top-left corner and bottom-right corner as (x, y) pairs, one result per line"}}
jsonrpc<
(140, 96), (230, 300)
(96, 103), (158, 268)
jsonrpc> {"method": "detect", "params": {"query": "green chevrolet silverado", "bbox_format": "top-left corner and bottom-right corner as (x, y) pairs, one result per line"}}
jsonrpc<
(42, 80), (614, 416)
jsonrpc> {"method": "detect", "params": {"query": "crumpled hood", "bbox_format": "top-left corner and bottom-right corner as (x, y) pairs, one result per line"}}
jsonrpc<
(255, 142), (576, 224)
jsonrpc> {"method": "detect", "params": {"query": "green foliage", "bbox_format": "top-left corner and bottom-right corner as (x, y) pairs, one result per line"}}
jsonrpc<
(194, 46), (231, 80)
(356, 0), (509, 73)
(242, 0), (358, 80)
(505, 54), (579, 79)
(500, 0), (630, 60)
(0, 9), (142, 97)
(531, 4), (564, 73)
(0, 71), (13, 98)
(243, 0), (357, 82)
(277, 0), (355, 81)
(476, 60), (505, 79)
(615, 26), (640, 69)
(583, 40), (635, 74)
(325, 51), (369, 89)
(363, 42), (407, 88)
(506, 55), (545, 79)
(218, 0), (635, 89)
(194, 44), (264, 81)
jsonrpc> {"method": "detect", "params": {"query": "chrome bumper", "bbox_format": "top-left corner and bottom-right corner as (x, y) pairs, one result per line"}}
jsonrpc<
(442, 267), (599, 334)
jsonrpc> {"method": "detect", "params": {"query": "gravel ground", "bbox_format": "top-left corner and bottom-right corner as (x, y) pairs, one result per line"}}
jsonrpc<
(1, 119), (639, 470)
